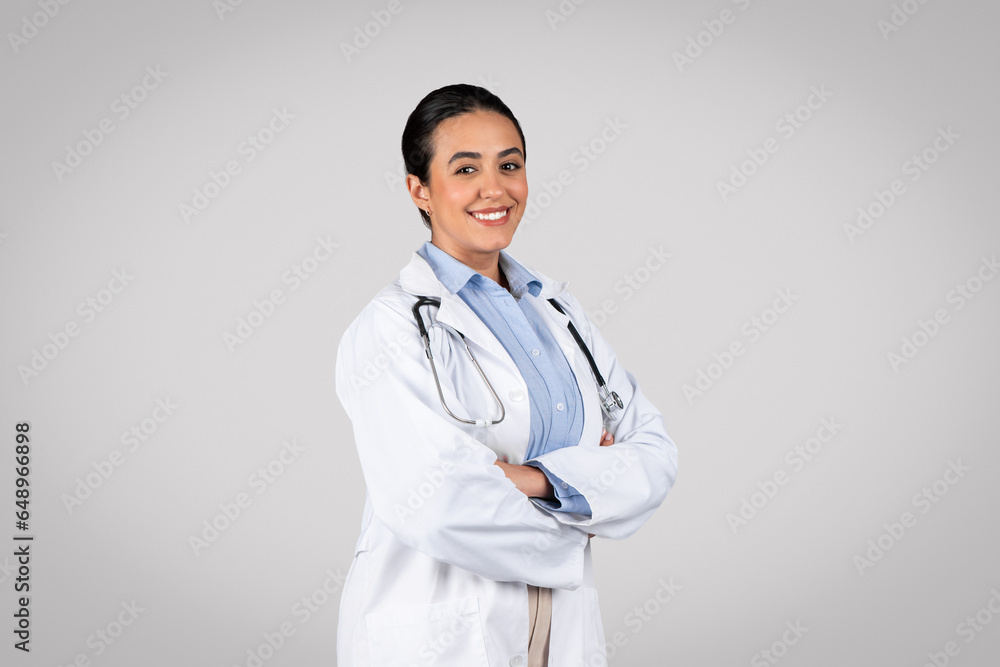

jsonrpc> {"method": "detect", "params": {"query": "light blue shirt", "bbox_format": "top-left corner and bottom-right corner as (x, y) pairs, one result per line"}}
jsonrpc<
(417, 242), (591, 516)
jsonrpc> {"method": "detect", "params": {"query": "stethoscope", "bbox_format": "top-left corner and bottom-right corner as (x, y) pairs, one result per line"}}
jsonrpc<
(411, 296), (624, 428)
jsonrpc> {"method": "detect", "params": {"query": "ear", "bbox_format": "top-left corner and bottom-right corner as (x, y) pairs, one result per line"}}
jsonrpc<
(406, 174), (429, 210)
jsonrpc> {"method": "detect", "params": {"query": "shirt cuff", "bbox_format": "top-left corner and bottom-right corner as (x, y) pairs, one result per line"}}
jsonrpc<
(525, 460), (593, 516)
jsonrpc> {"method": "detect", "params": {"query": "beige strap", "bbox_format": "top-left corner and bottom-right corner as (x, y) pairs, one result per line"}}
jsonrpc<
(526, 585), (552, 667)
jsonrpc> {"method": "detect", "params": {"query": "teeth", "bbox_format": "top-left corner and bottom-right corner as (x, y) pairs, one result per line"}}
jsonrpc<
(471, 209), (507, 221)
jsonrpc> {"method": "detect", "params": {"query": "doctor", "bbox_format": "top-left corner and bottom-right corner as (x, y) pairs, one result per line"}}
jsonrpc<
(335, 84), (677, 666)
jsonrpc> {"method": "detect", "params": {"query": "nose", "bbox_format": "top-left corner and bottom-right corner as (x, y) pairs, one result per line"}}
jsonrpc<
(479, 169), (503, 199)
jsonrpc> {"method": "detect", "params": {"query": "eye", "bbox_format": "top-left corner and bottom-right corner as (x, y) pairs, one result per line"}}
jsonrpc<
(500, 161), (523, 171)
(455, 165), (476, 175)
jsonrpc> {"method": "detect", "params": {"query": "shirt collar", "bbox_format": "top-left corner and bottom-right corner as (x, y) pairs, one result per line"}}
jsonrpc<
(417, 241), (542, 299)
(498, 251), (543, 299)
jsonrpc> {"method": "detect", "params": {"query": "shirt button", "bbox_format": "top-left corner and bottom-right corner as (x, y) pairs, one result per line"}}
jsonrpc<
(509, 657), (524, 667)
(509, 389), (525, 402)
(531, 349), (540, 356)
(561, 482), (569, 489)
(556, 402), (565, 411)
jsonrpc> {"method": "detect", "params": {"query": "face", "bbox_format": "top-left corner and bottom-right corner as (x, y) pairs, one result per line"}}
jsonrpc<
(407, 110), (528, 271)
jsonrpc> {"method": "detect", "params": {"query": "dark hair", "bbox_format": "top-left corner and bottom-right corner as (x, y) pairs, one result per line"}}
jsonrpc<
(401, 84), (527, 229)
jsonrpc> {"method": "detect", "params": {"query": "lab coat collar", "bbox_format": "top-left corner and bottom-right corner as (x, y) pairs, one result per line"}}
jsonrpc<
(399, 250), (570, 369)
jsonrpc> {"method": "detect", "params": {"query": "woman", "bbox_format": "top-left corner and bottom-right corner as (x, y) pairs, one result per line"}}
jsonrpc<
(335, 84), (677, 666)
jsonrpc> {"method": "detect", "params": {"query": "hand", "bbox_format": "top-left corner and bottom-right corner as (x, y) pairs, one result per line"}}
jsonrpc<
(493, 460), (555, 500)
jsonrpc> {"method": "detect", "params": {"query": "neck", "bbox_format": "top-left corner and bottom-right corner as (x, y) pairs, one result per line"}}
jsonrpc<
(482, 262), (503, 286)
(431, 241), (503, 284)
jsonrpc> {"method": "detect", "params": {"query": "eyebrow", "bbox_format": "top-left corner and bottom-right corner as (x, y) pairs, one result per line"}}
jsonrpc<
(447, 147), (523, 165)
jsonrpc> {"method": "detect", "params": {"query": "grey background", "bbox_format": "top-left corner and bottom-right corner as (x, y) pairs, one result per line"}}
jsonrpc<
(2, 0), (998, 665)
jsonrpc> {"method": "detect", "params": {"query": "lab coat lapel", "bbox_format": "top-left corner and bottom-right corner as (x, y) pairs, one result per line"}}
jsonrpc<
(436, 294), (515, 372)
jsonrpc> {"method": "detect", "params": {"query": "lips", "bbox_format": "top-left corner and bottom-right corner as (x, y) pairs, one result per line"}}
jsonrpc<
(468, 206), (512, 225)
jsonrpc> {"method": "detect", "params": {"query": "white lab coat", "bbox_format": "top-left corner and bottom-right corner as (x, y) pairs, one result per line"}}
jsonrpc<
(335, 251), (677, 666)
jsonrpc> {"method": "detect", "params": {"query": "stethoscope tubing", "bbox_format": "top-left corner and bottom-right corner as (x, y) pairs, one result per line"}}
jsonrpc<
(411, 295), (622, 427)
(413, 297), (505, 427)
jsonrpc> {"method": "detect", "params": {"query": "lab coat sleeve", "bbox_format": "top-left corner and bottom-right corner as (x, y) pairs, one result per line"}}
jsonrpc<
(335, 296), (589, 589)
(527, 293), (678, 539)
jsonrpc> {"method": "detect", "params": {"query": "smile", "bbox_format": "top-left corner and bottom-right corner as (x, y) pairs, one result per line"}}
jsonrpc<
(468, 207), (511, 224)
